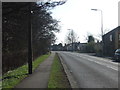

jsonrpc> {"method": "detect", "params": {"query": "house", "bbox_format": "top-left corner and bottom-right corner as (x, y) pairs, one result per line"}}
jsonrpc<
(103, 26), (120, 56)
(65, 42), (80, 51)
(64, 42), (87, 52)
(66, 44), (72, 51)
(51, 43), (63, 51)
(72, 42), (80, 51)
(77, 43), (87, 52)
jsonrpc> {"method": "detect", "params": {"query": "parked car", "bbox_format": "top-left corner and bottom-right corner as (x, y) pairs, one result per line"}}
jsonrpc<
(114, 49), (120, 61)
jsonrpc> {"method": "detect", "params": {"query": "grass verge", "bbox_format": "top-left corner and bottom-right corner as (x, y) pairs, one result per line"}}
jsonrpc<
(2, 54), (50, 89)
(48, 53), (71, 88)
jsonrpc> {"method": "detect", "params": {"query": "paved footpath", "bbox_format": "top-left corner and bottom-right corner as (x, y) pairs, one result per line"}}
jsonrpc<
(14, 52), (55, 88)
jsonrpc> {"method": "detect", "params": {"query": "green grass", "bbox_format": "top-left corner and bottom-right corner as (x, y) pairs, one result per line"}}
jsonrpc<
(48, 54), (71, 88)
(2, 54), (50, 89)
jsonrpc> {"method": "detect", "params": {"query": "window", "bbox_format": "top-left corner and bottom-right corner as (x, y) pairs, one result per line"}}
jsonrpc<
(110, 35), (112, 41)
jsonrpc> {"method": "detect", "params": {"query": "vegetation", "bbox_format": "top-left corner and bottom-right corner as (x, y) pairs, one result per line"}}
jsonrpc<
(2, 54), (50, 88)
(85, 35), (102, 55)
(2, 1), (66, 73)
(86, 35), (95, 53)
(86, 41), (95, 53)
(48, 54), (71, 88)
(65, 29), (78, 44)
(94, 42), (102, 56)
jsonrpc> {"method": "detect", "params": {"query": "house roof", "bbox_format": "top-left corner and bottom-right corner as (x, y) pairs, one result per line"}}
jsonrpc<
(103, 26), (120, 36)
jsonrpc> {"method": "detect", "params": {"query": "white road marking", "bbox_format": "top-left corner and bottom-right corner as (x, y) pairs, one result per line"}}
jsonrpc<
(71, 53), (118, 71)
(87, 58), (118, 71)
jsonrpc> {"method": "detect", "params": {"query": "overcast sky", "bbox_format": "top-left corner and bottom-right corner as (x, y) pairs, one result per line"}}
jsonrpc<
(50, 0), (119, 45)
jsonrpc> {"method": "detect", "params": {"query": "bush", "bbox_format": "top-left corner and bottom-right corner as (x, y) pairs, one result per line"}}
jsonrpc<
(86, 41), (95, 53)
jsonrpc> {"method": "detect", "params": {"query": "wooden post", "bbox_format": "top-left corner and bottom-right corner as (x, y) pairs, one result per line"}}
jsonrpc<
(28, 2), (32, 74)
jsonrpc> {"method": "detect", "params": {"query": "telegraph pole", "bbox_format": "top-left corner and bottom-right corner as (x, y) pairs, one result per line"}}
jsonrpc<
(28, 2), (32, 74)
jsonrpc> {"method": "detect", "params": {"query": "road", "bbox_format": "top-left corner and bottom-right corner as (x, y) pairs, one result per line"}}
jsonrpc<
(58, 51), (118, 88)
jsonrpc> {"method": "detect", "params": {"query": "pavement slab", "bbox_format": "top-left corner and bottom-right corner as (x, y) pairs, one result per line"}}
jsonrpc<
(14, 52), (55, 88)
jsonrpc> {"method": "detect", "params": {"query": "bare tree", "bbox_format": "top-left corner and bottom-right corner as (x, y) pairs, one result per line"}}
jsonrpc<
(65, 29), (78, 51)
(65, 29), (78, 44)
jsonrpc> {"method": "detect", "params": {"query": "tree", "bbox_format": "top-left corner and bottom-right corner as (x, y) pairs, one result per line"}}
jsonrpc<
(65, 29), (78, 44)
(86, 35), (95, 53)
(65, 29), (78, 51)
(94, 42), (102, 56)
(2, 1), (66, 73)
(88, 35), (95, 43)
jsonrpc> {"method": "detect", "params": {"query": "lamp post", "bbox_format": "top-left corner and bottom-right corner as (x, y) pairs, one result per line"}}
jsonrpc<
(91, 9), (103, 37)
(91, 9), (104, 56)
(28, 2), (32, 74)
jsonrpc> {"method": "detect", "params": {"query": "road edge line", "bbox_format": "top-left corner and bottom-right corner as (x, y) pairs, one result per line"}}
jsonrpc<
(57, 53), (79, 88)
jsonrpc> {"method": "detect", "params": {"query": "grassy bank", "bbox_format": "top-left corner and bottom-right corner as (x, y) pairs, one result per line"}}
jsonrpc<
(2, 54), (50, 88)
(48, 53), (71, 88)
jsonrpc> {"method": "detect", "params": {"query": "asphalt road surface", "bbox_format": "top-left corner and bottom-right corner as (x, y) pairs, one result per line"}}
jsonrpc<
(58, 51), (118, 88)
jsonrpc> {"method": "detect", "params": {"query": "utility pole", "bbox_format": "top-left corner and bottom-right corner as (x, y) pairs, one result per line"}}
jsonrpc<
(28, 2), (32, 74)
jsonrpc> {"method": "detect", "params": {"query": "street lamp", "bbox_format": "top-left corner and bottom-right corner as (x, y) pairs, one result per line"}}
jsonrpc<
(91, 9), (104, 56)
(28, 3), (33, 74)
(91, 9), (103, 38)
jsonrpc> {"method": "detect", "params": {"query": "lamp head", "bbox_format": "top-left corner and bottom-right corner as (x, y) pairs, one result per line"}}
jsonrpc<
(91, 9), (98, 11)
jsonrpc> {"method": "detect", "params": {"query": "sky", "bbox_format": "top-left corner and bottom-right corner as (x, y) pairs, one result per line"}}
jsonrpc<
(50, 0), (120, 45)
